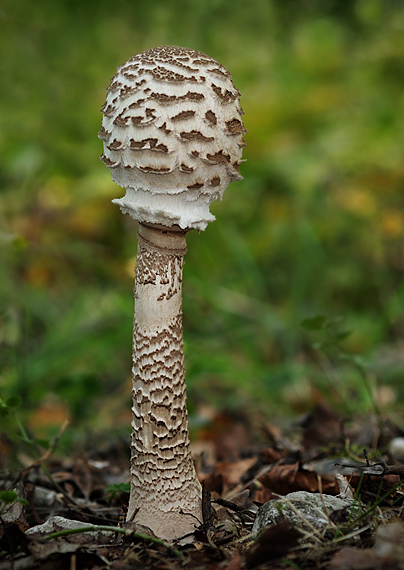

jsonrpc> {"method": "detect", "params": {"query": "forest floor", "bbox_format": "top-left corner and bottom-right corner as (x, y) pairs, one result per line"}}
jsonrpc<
(2, 401), (404, 570)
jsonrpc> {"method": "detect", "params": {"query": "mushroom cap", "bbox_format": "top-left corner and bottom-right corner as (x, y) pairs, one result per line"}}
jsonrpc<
(99, 46), (246, 231)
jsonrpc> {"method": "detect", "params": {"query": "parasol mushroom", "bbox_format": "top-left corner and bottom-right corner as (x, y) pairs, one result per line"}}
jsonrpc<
(98, 46), (246, 541)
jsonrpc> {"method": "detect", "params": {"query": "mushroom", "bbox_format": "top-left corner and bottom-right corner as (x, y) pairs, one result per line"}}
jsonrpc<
(98, 46), (246, 541)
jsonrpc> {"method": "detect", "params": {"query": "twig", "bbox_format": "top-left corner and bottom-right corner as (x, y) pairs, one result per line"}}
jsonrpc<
(335, 457), (404, 480)
(332, 523), (373, 544)
(202, 482), (213, 530)
(213, 497), (246, 513)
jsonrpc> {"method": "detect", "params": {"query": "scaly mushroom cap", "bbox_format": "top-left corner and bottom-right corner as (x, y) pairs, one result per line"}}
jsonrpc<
(98, 46), (246, 231)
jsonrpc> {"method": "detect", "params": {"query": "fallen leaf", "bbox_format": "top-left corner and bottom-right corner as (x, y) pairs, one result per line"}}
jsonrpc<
(245, 522), (300, 568)
(328, 547), (376, 570)
(215, 457), (258, 487)
(259, 462), (339, 495)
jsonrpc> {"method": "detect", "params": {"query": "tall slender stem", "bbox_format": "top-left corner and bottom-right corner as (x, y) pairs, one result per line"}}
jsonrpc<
(126, 224), (202, 540)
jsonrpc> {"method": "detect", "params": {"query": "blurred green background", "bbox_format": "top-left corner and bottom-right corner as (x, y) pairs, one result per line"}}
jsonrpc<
(1, 0), (404, 439)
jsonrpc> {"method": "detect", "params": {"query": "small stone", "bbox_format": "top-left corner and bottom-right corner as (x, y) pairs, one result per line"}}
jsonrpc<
(389, 437), (404, 463)
(26, 516), (96, 536)
(32, 485), (62, 509)
(252, 491), (359, 534)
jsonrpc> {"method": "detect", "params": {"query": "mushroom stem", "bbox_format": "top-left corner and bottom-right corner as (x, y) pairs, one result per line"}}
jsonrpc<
(127, 223), (202, 540)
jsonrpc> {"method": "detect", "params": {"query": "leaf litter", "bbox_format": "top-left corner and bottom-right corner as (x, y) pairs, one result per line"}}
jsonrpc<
(2, 401), (404, 569)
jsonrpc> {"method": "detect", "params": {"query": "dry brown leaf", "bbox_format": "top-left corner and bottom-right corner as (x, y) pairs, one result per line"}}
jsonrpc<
(245, 522), (300, 568)
(262, 446), (285, 463)
(259, 462), (339, 495)
(215, 457), (258, 487)
(328, 547), (376, 570)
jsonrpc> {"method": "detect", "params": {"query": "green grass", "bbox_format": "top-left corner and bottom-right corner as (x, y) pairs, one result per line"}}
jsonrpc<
(1, 0), (404, 440)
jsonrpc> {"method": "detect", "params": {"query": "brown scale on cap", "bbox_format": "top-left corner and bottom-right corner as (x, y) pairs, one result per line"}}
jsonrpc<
(180, 163), (194, 173)
(101, 103), (116, 116)
(130, 116), (145, 126)
(205, 110), (217, 125)
(113, 113), (129, 127)
(128, 99), (146, 108)
(207, 150), (231, 164)
(211, 83), (238, 102)
(107, 139), (124, 150)
(99, 45), (246, 231)
(180, 130), (214, 142)
(97, 125), (110, 141)
(101, 154), (118, 167)
(171, 110), (196, 121)
(226, 118), (245, 134)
